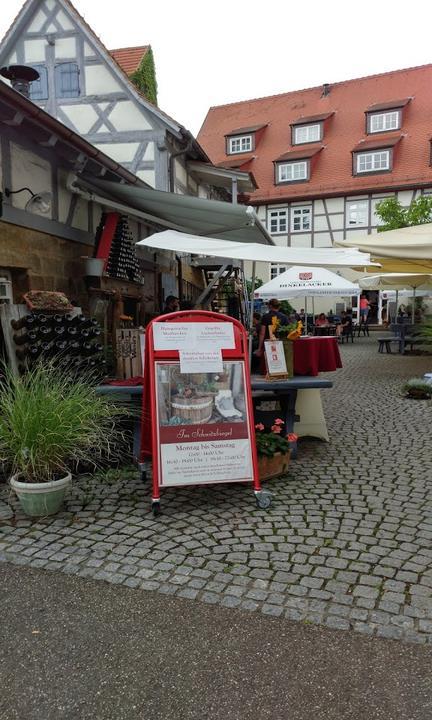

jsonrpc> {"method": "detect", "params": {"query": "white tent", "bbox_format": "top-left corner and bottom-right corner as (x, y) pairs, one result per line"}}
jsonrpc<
(254, 266), (359, 332)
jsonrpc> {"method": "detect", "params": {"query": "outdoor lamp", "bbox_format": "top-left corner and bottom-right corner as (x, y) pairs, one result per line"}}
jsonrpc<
(5, 187), (52, 216)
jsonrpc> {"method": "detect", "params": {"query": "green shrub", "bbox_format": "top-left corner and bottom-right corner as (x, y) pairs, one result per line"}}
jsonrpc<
(0, 363), (128, 482)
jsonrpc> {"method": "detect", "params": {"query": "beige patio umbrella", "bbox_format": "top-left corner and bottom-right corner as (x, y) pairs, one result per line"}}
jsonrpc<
(336, 224), (432, 274)
(359, 273), (432, 323)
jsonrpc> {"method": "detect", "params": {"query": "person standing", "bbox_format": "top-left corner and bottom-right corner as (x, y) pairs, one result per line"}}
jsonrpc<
(254, 299), (289, 358)
(359, 294), (370, 322)
(162, 295), (180, 314)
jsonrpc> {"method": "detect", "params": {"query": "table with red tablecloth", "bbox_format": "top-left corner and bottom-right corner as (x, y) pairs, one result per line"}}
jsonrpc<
(293, 336), (342, 376)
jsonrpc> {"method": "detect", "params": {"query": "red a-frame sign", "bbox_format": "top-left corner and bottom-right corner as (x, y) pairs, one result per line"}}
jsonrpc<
(140, 310), (270, 515)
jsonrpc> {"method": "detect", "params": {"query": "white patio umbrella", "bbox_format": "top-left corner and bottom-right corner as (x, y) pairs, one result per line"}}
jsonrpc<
(336, 224), (432, 273)
(254, 266), (360, 333)
(359, 273), (432, 323)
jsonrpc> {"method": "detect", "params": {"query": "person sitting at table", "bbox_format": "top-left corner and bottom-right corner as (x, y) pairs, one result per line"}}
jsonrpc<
(336, 310), (353, 337)
(315, 313), (329, 327)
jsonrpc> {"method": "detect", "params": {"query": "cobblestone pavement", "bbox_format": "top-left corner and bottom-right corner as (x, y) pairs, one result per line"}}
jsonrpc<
(1, 337), (432, 643)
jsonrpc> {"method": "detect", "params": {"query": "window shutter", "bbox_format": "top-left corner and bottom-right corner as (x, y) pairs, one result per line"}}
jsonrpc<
(55, 63), (80, 98)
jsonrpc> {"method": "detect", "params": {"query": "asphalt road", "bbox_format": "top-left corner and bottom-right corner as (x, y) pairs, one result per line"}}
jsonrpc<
(1, 564), (432, 720)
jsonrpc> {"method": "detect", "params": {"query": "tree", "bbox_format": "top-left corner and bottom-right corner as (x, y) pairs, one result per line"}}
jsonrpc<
(375, 196), (432, 232)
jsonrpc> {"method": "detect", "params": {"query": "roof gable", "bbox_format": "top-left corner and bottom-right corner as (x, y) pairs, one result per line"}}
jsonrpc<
(0, 0), (182, 135)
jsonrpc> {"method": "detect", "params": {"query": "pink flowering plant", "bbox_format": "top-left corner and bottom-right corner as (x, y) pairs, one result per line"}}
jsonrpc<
(254, 418), (297, 457)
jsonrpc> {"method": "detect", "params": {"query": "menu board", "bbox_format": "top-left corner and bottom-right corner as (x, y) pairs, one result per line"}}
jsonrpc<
(155, 360), (254, 487)
(264, 340), (288, 377)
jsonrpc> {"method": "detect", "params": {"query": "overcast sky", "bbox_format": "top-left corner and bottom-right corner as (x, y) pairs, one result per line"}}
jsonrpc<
(1, 0), (432, 136)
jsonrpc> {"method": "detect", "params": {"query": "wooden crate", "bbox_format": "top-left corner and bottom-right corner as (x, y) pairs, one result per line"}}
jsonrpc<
(115, 328), (143, 379)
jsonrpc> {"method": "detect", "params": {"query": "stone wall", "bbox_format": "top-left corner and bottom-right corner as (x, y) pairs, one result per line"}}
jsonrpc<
(0, 221), (89, 308)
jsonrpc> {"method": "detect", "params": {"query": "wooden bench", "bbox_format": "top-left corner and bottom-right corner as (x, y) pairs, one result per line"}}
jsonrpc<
(377, 336), (400, 353)
(401, 335), (431, 354)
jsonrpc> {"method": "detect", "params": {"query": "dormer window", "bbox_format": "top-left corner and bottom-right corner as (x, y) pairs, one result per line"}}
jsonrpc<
(365, 98), (410, 134)
(368, 110), (400, 134)
(274, 146), (323, 185)
(352, 135), (402, 176)
(277, 161), (308, 183)
(356, 150), (390, 174)
(227, 134), (253, 154)
(293, 124), (321, 145)
(225, 124), (268, 155)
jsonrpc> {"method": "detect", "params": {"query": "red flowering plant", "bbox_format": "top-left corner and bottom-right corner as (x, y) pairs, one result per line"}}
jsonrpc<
(254, 418), (298, 457)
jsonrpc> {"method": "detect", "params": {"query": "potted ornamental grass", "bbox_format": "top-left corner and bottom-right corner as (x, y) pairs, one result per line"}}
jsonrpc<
(255, 419), (295, 481)
(0, 362), (127, 517)
(402, 378), (432, 400)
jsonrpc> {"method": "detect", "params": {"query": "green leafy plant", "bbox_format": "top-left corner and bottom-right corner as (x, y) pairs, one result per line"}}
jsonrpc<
(401, 378), (432, 399)
(0, 363), (128, 483)
(375, 196), (432, 232)
(254, 419), (296, 457)
(129, 47), (158, 105)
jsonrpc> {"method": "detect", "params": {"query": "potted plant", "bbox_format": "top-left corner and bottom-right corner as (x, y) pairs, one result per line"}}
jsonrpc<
(402, 378), (432, 400)
(0, 362), (127, 517)
(255, 419), (295, 481)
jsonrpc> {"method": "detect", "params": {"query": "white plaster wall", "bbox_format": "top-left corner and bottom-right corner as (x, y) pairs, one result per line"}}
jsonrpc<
(395, 190), (413, 206)
(94, 142), (139, 163)
(291, 235), (311, 248)
(324, 197), (345, 213)
(85, 65), (122, 95)
(71, 195), (88, 231)
(272, 236), (288, 247)
(329, 214), (344, 231)
(57, 168), (72, 224)
(24, 38), (47, 63)
(137, 169), (155, 187)
(56, 8), (74, 31)
(27, 8), (47, 32)
(10, 144), (51, 215)
(60, 104), (99, 134)
(109, 101), (152, 131)
(314, 234), (332, 248)
(314, 215), (330, 232)
(174, 160), (187, 187)
(143, 142), (154, 161)
(256, 206), (266, 221)
(84, 42), (95, 58)
(55, 37), (76, 59)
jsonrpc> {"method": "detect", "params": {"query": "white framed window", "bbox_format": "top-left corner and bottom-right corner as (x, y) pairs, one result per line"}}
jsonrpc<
(269, 208), (288, 234)
(291, 206), (311, 232)
(369, 111), (400, 133)
(356, 150), (390, 174)
(293, 124), (321, 144)
(278, 161), (307, 183)
(270, 264), (287, 280)
(346, 200), (368, 226)
(227, 134), (253, 154)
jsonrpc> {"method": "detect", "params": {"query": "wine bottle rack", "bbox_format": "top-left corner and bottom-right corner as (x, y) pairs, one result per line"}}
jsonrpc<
(10, 311), (106, 377)
(94, 212), (142, 283)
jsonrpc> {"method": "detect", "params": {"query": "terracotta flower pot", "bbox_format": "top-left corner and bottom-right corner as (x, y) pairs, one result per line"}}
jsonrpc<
(258, 451), (290, 481)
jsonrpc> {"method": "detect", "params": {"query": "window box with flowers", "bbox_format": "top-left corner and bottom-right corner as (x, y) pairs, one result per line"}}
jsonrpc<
(255, 419), (297, 480)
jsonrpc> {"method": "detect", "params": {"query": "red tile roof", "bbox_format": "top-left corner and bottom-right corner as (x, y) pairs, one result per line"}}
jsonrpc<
(367, 98), (411, 112)
(290, 112), (334, 126)
(198, 64), (432, 204)
(275, 146), (324, 162)
(352, 134), (403, 152)
(225, 123), (268, 135)
(109, 45), (149, 75)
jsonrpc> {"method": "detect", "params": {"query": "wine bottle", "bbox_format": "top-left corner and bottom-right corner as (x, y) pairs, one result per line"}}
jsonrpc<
(54, 339), (68, 352)
(35, 314), (49, 325)
(16, 343), (42, 360)
(39, 324), (54, 339)
(53, 325), (66, 337)
(52, 314), (64, 325)
(11, 315), (36, 331)
(13, 330), (38, 345)
(88, 327), (101, 338)
(66, 326), (78, 337)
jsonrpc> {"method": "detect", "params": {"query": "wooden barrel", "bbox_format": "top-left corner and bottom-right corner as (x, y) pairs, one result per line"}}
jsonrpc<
(171, 395), (213, 424)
